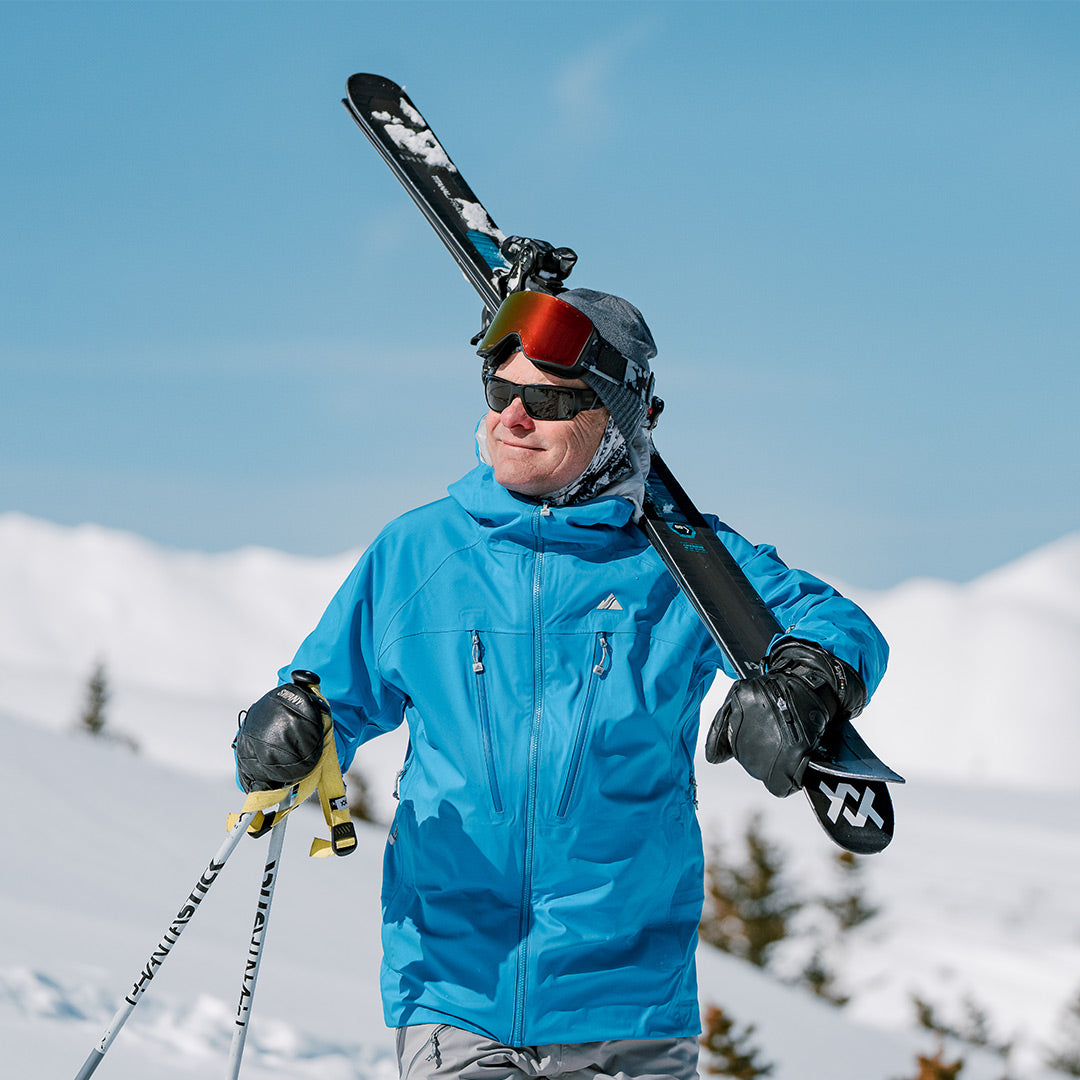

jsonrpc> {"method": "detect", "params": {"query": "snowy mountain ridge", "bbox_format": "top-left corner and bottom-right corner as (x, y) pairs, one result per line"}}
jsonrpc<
(1, 510), (1077, 791)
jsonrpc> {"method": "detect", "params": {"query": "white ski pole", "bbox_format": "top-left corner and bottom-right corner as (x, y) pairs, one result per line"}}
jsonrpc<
(73, 810), (258, 1080)
(225, 789), (295, 1078)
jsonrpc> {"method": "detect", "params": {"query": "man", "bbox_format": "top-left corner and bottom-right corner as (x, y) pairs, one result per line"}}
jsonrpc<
(234, 287), (888, 1080)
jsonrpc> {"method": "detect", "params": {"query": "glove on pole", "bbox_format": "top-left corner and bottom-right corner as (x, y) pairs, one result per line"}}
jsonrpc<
(230, 670), (357, 858)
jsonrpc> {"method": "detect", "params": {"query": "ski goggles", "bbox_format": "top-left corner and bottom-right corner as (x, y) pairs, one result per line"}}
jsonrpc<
(476, 290), (628, 387)
(483, 373), (602, 421)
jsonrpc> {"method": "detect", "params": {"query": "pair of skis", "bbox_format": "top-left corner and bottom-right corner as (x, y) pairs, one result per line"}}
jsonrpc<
(342, 73), (903, 855)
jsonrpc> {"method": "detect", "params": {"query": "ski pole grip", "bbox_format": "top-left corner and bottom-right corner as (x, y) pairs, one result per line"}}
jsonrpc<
(291, 670), (333, 724)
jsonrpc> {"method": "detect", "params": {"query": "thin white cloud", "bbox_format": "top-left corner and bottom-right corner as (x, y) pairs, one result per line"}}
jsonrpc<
(551, 15), (659, 135)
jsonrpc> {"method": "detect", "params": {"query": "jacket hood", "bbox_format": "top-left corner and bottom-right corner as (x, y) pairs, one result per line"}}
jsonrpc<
(448, 460), (638, 551)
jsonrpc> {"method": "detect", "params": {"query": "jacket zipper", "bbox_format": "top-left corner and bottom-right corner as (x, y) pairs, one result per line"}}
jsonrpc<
(389, 751), (412, 846)
(556, 632), (609, 818)
(512, 502), (547, 1045)
(470, 631), (503, 813)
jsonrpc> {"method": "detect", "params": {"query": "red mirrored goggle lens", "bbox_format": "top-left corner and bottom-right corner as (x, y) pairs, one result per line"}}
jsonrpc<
(476, 291), (596, 371)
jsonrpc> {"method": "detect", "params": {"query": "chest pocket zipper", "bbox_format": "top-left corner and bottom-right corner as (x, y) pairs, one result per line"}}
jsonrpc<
(471, 631), (504, 814)
(556, 632), (609, 819)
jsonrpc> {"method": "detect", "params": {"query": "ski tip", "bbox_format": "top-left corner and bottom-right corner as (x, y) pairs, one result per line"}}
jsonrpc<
(346, 72), (408, 104)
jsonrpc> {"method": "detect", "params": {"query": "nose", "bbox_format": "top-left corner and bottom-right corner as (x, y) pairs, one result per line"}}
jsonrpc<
(499, 390), (535, 431)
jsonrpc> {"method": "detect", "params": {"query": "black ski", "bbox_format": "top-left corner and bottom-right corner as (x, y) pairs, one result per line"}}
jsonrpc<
(342, 73), (902, 853)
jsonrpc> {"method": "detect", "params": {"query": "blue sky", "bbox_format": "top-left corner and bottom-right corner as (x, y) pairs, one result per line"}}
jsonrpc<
(2, 2), (1077, 589)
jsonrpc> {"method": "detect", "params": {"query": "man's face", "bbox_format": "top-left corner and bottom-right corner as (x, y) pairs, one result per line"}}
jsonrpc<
(484, 351), (609, 498)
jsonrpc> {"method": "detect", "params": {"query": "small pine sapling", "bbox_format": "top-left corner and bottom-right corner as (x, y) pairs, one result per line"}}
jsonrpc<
(699, 1005), (774, 1078)
(1046, 986), (1080, 1076)
(699, 814), (802, 970)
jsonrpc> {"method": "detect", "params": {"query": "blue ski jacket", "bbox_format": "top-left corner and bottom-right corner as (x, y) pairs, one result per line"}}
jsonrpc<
(281, 461), (888, 1046)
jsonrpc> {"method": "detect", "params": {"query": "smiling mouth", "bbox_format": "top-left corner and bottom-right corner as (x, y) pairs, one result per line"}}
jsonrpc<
(497, 436), (545, 452)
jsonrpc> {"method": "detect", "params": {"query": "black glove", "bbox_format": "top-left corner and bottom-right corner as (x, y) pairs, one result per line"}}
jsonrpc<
(705, 640), (866, 798)
(233, 672), (328, 793)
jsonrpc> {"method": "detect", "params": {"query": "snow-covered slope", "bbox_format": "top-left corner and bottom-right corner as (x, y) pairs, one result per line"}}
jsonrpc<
(1, 512), (1078, 1077)
(5, 712), (1073, 1079)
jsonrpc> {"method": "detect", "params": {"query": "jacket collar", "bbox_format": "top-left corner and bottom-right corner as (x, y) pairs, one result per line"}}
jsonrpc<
(448, 463), (638, 551)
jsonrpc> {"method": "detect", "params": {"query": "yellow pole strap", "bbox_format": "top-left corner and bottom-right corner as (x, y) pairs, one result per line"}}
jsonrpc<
(227, 702), (357, 858)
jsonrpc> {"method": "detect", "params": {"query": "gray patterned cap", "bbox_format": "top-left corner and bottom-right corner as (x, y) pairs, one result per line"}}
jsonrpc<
(558, 288), (658, 440)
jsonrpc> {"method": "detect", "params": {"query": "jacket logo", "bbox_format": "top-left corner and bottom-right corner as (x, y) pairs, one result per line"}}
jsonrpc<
(596, 593), (624, 611)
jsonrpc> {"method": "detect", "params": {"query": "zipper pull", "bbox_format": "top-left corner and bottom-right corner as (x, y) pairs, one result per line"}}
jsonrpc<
(540, 502), (552, 517)
(472, 632), (484, 673)
(593, 633), (609, 676)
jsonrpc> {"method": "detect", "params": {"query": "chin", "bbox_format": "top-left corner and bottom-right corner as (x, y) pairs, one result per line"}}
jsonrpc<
(496, 473), (546, 496)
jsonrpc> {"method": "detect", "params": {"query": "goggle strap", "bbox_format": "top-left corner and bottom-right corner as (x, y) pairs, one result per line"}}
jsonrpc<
(528, 340), (628, 386)
(583, 351), (625, 386)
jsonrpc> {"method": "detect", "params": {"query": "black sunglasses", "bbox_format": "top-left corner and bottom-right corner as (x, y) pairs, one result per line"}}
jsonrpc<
(483, 374), (602, 421)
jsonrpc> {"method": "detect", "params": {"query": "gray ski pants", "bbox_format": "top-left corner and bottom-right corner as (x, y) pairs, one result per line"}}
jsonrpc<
(396, 1024), (700, 1080)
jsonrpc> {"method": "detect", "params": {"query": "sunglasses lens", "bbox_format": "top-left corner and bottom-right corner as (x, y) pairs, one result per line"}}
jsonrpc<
(484, 377), (513, 412)
(521, 386), (570, 420)
(477, 291), (596, 371)
(484, 376), (593, 421)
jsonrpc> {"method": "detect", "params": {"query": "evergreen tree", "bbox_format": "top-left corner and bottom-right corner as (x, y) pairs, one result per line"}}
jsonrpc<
(912, 993), (1014, 1076)
(798, 948), (850, 1008)
(1046, 986), (1080, 1076)
(790, 849), (877, 1006)
(699, 1005), (774, 1078)
(74, 661), (138, 752)
(345, 768), (381, 825)
(79, 661), (110, 737)
(699, 814), (802, 969)
(895, 1047), (965, 1080)
(822, 850), (881, 932)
